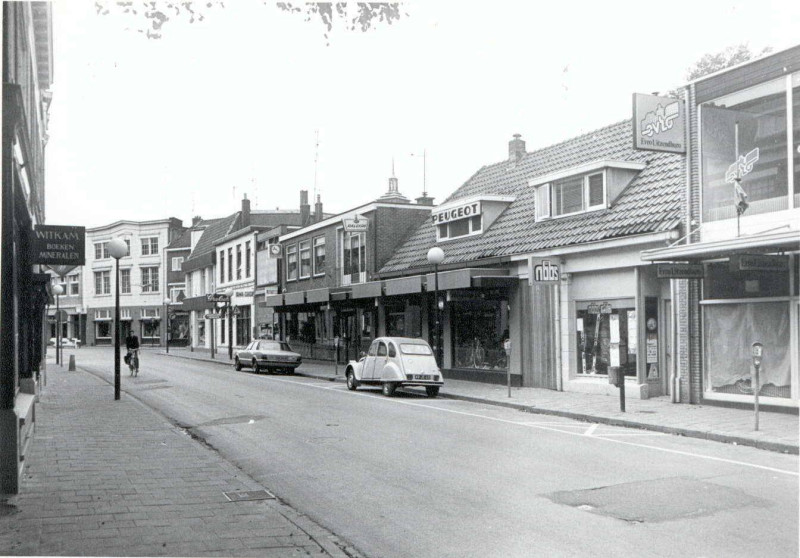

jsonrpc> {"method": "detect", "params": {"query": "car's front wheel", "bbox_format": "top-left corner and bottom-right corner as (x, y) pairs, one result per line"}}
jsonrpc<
(381, 382), (397, 397)
(425, 386), (440, 398)
(252, 359), (260, 373)
(234, 358), (242, 371)
(346, 370), (358, 391)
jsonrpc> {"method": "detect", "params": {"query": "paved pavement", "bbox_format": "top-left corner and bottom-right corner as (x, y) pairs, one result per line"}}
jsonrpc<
(164, 347), (799, 455)
(0, 356), (360, 557)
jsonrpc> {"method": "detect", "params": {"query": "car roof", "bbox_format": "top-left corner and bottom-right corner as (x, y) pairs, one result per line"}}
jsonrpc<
(375, 337), (429, 344)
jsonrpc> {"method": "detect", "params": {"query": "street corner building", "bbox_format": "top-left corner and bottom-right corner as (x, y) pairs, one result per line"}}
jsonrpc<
(1, 2), (54, 494)
(643, 45), (800, 410)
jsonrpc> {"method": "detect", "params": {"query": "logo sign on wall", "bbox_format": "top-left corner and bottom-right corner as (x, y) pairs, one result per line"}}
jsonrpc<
(432, 201), (481, 225)
(268, 244), (282, 258)
(528, 258), (560, 285)
(632, 93), (685, 153)
(32, 225), (86, 266)
(342, 216), (369, 232)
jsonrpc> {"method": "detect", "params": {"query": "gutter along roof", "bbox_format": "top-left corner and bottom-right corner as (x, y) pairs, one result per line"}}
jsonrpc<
(380, 119), (684, 274)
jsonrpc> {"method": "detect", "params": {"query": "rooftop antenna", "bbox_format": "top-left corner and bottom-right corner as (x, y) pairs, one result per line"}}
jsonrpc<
(313, 129), (320, 201)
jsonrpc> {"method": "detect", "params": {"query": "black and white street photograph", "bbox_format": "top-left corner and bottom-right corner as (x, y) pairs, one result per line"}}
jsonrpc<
(1, 1), (799, 557)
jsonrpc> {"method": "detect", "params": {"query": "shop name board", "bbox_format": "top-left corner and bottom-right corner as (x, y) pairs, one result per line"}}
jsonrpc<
(32, 225), (86, 265)
(204, 313), (221, 319)
(206, 293), (230, 302)
(235, 291), (254, 297)
(342, 217), (369, 232)
(528, 258), (560, 284)
(632, 93), (685, 154)
(656, 263), (704, 279)
(431, 201), (481, 225)
(730, 254), (788, 272)
(587, 302), (612, 315)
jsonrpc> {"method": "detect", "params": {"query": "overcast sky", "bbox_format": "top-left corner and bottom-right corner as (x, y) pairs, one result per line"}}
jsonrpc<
(45, 1), (800, 228)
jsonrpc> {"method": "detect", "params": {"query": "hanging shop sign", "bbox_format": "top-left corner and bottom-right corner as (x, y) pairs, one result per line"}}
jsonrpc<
(528, 258), (560, 285)
(204, 313), (221, 319)
(431, 201), (481, 225)
(632, 93), (685, 153)
(268, 244), (282, 258)
(32, 225), (86, 266)
(206, 293), (230, 303)
(656, 263), (704, 279)
(729, 254), (789, 272)
(342, 216), (369, 232)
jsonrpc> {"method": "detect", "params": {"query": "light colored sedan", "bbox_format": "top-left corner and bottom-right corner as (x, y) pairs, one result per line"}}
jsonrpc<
(234, 340), (302, 374)
(345, 337), (444, 397)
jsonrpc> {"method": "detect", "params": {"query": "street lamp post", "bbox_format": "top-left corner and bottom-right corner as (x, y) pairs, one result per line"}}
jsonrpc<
(108, 238), (128, 400)
(163, 297), (171, 353)
(52, 284), (64, 365)
(225, 288), (234, 360)
(427, 247), (445, 368)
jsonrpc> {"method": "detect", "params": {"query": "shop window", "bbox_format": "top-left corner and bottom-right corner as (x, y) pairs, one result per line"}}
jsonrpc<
(451, 299), (508, 370)
(299, 240), (311, 278)
(705, 260), (789, 299)
(142, 320), (160, 340)
(703, 302), (791, 398)
(197, 320), (206, 346)
(236, 306), (251, 346)
(313, 236), (326, 276)
(286, 244), (298, 281)
(386, 304), (405, 337)
(576, 307), (636, 377)
(96, 320), (111, 339)
(701, 75), (792, 221)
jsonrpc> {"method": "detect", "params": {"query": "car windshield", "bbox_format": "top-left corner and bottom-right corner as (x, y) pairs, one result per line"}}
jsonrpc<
(400, 343), (432, 355)
(258, 341), (290, 352)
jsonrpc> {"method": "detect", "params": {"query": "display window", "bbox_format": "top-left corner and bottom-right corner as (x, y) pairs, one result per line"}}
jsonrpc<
(575, 306), (636, 377)
(235, 306), (251, 346)
(450, 299), (508, 371)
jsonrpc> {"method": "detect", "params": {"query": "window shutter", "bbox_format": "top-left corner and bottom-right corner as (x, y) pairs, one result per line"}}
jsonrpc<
(536, 185), (551, 220)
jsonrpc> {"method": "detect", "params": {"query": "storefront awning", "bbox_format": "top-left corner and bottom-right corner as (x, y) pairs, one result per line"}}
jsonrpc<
(351, 281), (383, 299)
(284, 291), (306, 306)
(425, 268), (511, 290)
(265, 293), (284, 307)
(384, 275), (423, 296)
(641, 230), (800, 262)
(305, 288), (330, 304)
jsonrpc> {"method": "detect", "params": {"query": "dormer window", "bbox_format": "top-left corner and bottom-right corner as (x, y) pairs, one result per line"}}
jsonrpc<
(432, 196), (513, 242)
(438, 214), (482, 240)
(536, 172), (607, 220)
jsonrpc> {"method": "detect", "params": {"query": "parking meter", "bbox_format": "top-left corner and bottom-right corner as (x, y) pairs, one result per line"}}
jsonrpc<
(751, 342), (763, 431)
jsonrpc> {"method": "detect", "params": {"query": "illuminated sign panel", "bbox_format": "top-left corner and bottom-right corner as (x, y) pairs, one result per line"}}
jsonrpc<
(633, 93), (685, 153)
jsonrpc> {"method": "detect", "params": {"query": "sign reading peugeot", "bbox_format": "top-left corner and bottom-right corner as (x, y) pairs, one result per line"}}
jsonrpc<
(432, 201), (481, 225)
(632, 93), (685, 153)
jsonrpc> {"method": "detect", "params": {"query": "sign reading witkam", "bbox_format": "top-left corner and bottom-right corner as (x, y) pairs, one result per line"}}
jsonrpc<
(32, 225), (86, 266)
(431, 201), (481, 225)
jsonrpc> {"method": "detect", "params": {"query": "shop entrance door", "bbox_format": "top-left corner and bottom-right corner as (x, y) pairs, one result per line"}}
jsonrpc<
(339, 311), (358, 364)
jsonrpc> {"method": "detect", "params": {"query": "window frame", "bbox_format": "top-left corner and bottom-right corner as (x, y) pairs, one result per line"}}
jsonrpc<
(94, 242), (108, 260)
(299, 240), (312, 279)
(435, 214), (483, 242)
(538, 171), (607, 220)
(286, 244), (298, 281)
(171, 256), (184, 272)
(313, 236), (326, 277)
(94, 270), (111, 295)
(141, 266), (160, 293)
(140, 236), (159, 256)
(120, 268), (131, 294)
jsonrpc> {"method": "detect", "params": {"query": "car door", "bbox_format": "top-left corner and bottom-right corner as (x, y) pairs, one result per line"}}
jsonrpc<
(362, 340), (379, 379)
(240, 341), (254, 361)
(373, 341), (389, 379)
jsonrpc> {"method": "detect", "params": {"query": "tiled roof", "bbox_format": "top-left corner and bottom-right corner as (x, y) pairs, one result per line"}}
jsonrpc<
(166, 228), (192, 250)
(184, 215), (239, 263)
(380, 119), (684, 273)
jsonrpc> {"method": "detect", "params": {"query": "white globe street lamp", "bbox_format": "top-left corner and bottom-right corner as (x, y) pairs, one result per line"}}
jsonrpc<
(426, 247), (445, 367)
(107, 238), (128, 400)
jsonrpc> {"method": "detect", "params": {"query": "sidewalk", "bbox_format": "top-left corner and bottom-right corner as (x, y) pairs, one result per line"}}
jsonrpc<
(164, 348), (799, 455)
(0, 358), (360, 557)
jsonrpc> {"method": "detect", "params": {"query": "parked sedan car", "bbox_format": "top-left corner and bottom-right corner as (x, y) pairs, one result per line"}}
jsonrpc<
(234, 340), (302, 374)
(345, 337), (444, 397)
(48, 337), (81, 348)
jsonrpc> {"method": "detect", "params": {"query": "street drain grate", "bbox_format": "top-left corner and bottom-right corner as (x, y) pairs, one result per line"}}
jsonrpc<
(223, 489), (275, 502)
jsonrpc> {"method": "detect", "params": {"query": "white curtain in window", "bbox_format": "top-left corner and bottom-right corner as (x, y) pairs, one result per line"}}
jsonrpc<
(703, 302), (791, 390)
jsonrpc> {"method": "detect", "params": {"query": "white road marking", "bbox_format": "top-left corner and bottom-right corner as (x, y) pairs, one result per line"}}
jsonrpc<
(584, 424), (599, 437)
(264, 376), (799, 477)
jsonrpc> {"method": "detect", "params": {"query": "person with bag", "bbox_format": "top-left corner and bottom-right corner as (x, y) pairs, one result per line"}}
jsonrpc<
(125, 331), (140, 376)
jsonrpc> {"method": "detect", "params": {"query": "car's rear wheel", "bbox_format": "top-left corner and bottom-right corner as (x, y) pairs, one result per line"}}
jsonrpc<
(252, 359), (260, 373)
(346, 369), (358, 391)
(425, 386), (440, 398)
(234, 358), (242, 371)
(381, 382), (397, 397)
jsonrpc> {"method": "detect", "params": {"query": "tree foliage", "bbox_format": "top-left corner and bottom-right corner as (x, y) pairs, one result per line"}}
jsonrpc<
(685, 43), (772, 81)
(95, 1), (405, 41)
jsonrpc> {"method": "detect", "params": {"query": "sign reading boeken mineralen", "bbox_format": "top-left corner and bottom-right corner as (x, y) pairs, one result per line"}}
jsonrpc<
(32, 225), (86, 265)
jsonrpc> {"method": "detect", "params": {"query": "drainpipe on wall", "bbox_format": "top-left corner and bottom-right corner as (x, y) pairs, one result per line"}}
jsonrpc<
(671, 279), (680, 403)
(554, 281), (563, 391)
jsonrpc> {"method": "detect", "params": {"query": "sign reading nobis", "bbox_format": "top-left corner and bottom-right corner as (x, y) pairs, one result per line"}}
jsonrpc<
(528, 258), (560, 284)
(32, 225), (86, 266)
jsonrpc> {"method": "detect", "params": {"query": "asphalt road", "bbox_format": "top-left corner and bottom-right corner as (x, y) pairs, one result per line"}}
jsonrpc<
(73, 347), (799, 558)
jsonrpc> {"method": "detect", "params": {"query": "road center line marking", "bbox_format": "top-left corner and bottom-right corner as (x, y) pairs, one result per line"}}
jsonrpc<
(263, 376), (799, 477)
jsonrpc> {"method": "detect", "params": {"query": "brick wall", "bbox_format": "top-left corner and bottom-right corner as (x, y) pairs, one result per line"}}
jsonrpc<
(375, 206), (431, 272)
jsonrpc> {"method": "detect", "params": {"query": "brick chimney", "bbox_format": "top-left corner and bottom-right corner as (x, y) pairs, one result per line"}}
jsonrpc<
(191, 216), (202, 227)
(300, 190), (310, 226)
(241, 194), (251, 228)
(415, 194), (435, 206)
(508, 133), (526, 163)
(314, 194), (323, 222)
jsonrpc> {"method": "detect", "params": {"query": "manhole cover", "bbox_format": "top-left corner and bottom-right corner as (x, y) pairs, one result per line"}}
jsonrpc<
(545, 477), (769, 523)
(223, 489), (275, 502)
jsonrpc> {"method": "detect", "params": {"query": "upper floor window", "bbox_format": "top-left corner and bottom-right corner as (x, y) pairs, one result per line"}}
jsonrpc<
(141, 237), (159, 256)
(245, 241), (251, 278)
(171, 256), (184, 271)
(286, 244), (298, 281)
(236, 244), (242, 280)
(227, 248), (233, 282)
(68, 274), (80, 295)
(433, 200), (485, 241)
(437, 214), (482, 240)
(700, 73), (800, 221)
(219, 251), (225, 283)
(141, 266), (159, 293)
(537, 172), (605, 220)
(94, 242), (109, 260)
(120, 269), (131, 294)
(94, 270), (111, 295)
(299, 240), (312, 278)
(313, 236), (326, 276)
